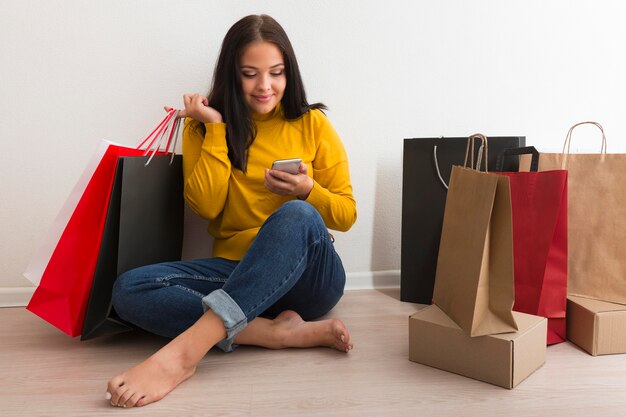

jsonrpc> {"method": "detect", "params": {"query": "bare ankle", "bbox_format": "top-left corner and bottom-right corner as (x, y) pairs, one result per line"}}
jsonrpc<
(263, 319), (289, 349)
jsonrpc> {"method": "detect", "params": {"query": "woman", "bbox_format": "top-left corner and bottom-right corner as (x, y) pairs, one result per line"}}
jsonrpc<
(106, 14), (357, 408)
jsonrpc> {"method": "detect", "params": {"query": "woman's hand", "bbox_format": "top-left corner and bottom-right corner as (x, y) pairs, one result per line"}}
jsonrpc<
(165, 93), (223, 123)
(264, 163), (314, 200)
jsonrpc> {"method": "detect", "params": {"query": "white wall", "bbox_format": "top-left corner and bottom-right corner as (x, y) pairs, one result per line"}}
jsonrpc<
(2, 0), (626, 299)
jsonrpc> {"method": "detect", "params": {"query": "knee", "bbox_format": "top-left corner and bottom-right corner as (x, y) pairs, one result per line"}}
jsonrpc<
(260, 201), (327, 244)
(276, 200), (322, 225)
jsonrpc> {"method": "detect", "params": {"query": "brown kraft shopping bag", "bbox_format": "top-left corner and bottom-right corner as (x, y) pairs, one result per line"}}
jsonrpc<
(521, 122), (626, 305)
(433, 135), (518, 337)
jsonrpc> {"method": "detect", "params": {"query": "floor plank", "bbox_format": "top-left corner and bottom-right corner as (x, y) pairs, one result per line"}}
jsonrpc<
(1, 289), (625, 416)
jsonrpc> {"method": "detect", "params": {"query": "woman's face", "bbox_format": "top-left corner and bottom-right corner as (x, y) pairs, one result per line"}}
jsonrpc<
(239, 40), (286, 115)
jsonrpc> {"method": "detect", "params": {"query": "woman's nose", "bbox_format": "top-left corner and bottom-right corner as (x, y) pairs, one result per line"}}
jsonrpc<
(257, 75), (271, 92)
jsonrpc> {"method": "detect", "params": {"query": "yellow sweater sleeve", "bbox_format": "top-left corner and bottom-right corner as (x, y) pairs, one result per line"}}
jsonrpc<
(305, 112), (357, 232)
(182, 118), (231, 220)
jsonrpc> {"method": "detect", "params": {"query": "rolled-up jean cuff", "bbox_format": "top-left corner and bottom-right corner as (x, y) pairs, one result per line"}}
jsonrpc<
(201, 289), (248, 352)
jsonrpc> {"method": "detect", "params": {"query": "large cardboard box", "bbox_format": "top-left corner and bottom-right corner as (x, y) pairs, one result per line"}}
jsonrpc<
(567, 296), (626, 356)
(409, 305), (547, 389)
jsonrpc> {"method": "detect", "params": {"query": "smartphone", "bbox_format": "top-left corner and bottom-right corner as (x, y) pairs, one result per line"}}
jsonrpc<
(271, 158), (302, 174)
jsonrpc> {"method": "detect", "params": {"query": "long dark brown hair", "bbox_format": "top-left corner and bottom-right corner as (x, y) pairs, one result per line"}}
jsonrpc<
(207, 14), (325, 172)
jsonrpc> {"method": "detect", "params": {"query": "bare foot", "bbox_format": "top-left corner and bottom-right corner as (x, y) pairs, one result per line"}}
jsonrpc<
(107, 346), (196, 408)
(276, 310), (353, 352)
(106, 310), (226, 408)
(235, 310), (353, 352)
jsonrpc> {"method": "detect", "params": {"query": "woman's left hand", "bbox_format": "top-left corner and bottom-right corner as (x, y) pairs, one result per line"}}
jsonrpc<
(264, 163), (314, 200)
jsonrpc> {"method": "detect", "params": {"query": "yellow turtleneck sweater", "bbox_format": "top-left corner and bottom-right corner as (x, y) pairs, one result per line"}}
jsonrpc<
(182, 104), (357, 261)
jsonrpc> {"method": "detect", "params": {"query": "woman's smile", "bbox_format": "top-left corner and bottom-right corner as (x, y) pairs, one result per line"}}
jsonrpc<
(253, 94), (274, 103)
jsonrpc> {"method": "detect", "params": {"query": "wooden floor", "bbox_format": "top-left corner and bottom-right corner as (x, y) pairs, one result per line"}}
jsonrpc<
(2, 289), (626, 417)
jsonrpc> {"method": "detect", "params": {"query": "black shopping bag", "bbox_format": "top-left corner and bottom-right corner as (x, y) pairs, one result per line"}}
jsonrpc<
(81, 155), (184, 340)
(401, 136), (525, 304)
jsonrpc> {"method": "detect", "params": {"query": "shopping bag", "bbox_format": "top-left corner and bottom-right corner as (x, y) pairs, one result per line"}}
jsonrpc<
(521, 122), (626, 305)
(81, 155), (184, 340)
(433, 135), (518, 337)
(23, 140), (114, 286)
(401, 136), (526, 304)
(26, 110), (182, 337)
(494, 147), (568, 344)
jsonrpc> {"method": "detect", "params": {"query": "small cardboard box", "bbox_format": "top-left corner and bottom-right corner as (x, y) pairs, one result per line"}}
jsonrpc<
(409, 305), (547, 389)
(567, 296), (626, 356)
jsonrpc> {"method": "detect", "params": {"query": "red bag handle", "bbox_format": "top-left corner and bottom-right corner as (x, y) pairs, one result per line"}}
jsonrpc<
(137, 109), (178, 151)
(137, 109), (183, 166)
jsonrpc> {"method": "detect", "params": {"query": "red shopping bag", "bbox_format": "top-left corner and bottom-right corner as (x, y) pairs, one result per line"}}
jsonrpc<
(26, 110), (181, 337)
(494, 147), (568, 345)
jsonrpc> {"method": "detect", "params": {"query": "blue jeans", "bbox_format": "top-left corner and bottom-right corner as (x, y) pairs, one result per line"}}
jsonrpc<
(111, 200), (346, 352)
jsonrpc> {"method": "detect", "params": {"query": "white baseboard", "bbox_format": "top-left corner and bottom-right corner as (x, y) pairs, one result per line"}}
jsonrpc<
(345, 270), (400, 291)
(0, 287), (35, 307)
(0, 270), (400, 308)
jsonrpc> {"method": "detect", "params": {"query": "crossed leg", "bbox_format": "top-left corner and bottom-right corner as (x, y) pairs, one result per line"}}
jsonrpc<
(107, 201), (351, 408)
(106, 309), (352, 408)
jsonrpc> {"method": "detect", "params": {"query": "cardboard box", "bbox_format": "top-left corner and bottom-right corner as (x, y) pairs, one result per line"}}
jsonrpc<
(567, 296), (626, 356)
(409, 305), (547, 389)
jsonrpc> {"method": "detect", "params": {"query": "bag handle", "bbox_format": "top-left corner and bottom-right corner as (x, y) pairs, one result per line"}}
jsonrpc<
(495, 146), (539, 172)
(136, 108), (182, 166)
(433, 144), (449, 190)
(144, 110), (181, 166)
(562, 121), (607, 154)
(433, 135), (487, 190)
(137, 109), (176, 150)
(464, 134), (489, 173)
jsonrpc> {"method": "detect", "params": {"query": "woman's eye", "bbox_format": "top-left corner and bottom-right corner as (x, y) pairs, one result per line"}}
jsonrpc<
(270, 71), (283, 77)
(242, 73), (256, 78)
